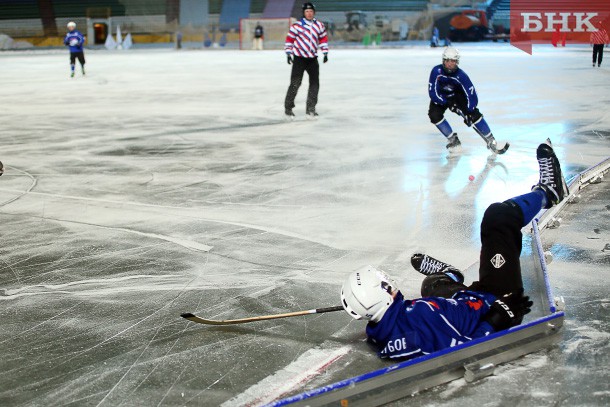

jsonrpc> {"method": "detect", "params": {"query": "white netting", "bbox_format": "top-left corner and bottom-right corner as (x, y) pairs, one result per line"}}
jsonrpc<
(239, 18), (294, 50)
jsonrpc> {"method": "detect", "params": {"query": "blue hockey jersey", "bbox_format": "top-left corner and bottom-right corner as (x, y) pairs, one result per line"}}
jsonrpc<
(64, 30), (85, 52)
(428, 65), (478, 112)
(366, 290), (497, 359)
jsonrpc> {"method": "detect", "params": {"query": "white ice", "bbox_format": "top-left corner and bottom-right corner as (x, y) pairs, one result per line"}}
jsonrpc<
(0, 43), (608, 406)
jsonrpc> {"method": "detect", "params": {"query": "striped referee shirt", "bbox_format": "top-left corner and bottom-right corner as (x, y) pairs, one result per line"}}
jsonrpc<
(285, 18), (329, 58)
(590, 28), (609, 44)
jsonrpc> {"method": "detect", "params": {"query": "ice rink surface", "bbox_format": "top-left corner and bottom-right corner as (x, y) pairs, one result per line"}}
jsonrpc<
(0, 44), (608, 406)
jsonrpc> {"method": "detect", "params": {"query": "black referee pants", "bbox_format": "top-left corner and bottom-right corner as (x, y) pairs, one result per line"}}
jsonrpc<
(284, 56), (319, 113)
(593, 44), (604, 66)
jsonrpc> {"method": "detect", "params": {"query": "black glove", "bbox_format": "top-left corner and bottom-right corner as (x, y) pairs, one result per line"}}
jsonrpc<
(448, 103), (474, 126)
(286, 54), (293, 65)
(323, 54), (328, 63)
(462, 113), (474, 127)
(484, 289), (533, 332)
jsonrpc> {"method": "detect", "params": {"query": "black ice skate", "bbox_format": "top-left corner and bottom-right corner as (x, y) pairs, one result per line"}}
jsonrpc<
(411, 253), (464, 283)
(0, 160), (3, 176)
(532, 139), (568, 208)
(446, 133), (461, 151)
(306, 110), (319, 119)
(285, 108), (295, 118)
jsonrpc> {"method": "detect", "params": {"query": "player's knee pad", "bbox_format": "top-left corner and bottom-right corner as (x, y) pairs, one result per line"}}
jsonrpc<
(428, 110), (444, 124)
(470, 109), (483, 123)
(482, 202), (511, 227)
(481, 202), (523, 234)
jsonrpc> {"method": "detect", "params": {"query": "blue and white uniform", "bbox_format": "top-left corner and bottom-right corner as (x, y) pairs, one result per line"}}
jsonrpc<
(64, 27), (86, 76)
(427, 62), (494, 143)
(428, 64), (478, 111)
(64, 30), (85, 52)
(366, 290), (496, 359)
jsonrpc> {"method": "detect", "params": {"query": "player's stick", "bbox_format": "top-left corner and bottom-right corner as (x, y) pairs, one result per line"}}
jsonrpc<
(181, 305), (344, 326)
(450, 106), (509, 154)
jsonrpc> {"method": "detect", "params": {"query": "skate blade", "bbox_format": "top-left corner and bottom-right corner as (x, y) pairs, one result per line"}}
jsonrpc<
(561, 174), (570, 198)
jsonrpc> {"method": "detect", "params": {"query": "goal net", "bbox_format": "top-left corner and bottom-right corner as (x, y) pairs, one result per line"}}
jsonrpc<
(239, 18), (295, 50)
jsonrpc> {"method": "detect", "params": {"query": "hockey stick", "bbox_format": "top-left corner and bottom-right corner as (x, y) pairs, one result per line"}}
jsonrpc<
(450, 106), (509, 154)
(472, 125), (510, 155)
(181, 305), (344, 326)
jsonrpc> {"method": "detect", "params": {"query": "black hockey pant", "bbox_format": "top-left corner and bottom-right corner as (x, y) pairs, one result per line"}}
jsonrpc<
(421, 201), (524, 298)
(70, 51), (85, 66)
(593, 44), (604, 65)
(284, 56), (319, 113)
(428, 92), (482, 125)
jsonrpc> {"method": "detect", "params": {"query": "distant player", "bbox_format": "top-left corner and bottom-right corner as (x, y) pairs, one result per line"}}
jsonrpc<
(284, 2), (329, 118)
(341, 140), (567, 359)
(253, 22), (264, 50)
(430, 26), (440, 47)
(175, 31), (183, 49)
(64, 21), (86, 78)
(428, 47), (508, 154)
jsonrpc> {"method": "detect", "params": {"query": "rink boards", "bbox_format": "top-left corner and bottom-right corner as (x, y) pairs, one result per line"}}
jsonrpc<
(269, 158), (610, 407)
(270, 313), (563, 407)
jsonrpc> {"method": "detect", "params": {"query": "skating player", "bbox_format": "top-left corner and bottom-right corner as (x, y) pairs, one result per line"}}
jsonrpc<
(64, 21), (86, 78)
(341, 140), (567, 359)
(428, 47), (508, 154)
(284, 2), (329, 118)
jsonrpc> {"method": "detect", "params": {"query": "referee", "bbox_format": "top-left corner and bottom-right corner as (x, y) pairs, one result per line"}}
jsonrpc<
(591, 21), (609, 67)
(284, 3), (329, 118)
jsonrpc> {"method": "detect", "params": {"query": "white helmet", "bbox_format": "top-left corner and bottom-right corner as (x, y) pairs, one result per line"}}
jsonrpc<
(442, 47), (460, 73)
(67, 22), (76, 29)
(442, 47), (460, 62)
(341, 265), (396, 323)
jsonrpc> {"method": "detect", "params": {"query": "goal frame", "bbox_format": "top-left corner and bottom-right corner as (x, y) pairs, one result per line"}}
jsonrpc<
(239, 17), (295, 50)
